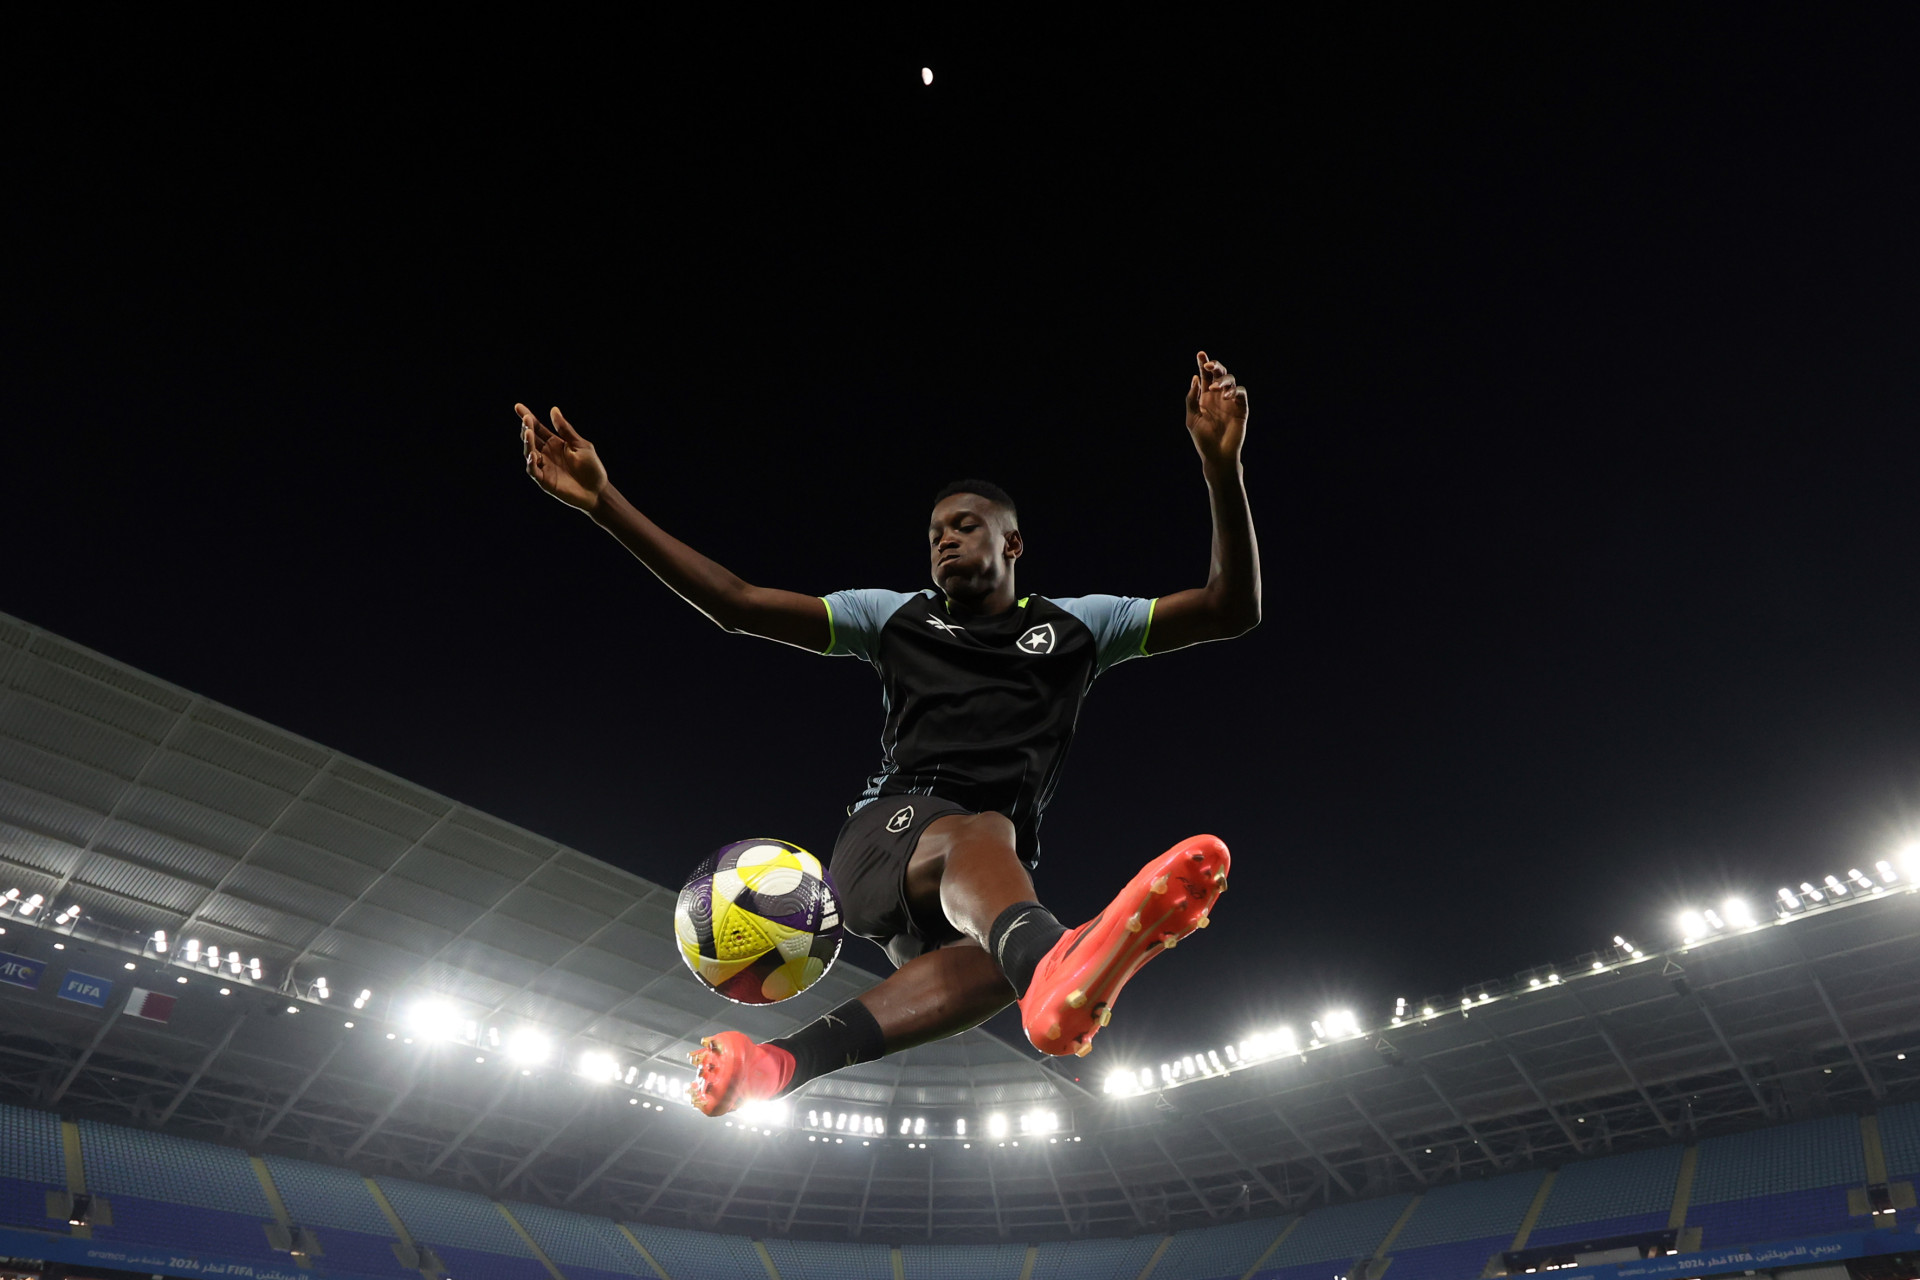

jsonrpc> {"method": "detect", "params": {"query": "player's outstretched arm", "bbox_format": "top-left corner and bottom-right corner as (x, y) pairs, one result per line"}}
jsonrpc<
(1143, 352), (1262, 653)
(515, 404), (830, 652)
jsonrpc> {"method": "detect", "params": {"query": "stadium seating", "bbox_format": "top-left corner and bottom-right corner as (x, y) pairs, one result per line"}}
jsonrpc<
(764, 1236), (894, 1280)
(1526, 1144), (1682, 1247)
(1393, 1169), (1544, 1248)
(78, 1119), (280, 1261)
(1684, 1114), (1864, 1245)
(262, 1155), (417, 1279)
(509, 1200), (651, 1280)
(626, 1221), (769, 1280)
(1252, 1193), (1414, 1280)
(1152, 1216), (1294, 1280)
(901, 1241), (1029, 1279)
(377, 1176), (552, 1280)
(1029, 1233), (1164, 1280)
(2, 1099), (1898, 1280)
(0, 1102), (65, 1231)
(1879, 1100), (1920, 1182)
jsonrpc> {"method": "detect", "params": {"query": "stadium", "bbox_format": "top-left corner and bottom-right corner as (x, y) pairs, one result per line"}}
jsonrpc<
(3, 605), (1919, 1280)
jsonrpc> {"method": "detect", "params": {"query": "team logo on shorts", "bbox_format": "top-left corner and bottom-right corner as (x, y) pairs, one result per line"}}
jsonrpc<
(1016, 622), (1056, 654)
(886, 805), (915, 833)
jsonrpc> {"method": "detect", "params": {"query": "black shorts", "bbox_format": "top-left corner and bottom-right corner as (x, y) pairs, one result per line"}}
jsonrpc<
(825, 796), (974, 968)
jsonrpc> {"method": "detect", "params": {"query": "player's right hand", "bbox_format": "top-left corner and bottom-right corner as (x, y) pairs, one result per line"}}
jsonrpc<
(516, 403), (608, 513)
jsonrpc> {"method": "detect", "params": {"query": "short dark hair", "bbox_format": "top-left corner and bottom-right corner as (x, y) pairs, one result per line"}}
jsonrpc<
(933, 478), (1018, 523)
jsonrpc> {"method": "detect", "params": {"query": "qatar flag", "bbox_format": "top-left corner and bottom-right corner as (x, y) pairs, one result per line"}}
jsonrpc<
(123, 988), (177, 1023)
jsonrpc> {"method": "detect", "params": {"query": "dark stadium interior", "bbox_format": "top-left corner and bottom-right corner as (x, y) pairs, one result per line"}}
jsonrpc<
(6, 8), (1920, 1280)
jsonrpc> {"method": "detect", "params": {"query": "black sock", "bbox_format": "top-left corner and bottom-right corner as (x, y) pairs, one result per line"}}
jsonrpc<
(987, 900), (1067, 997)
(768, 998), (887, 1094)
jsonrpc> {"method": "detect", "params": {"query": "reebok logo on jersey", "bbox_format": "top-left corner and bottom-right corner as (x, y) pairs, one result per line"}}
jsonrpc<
(926, 615), (965, 635)
(886, 805), (915, 833)
(1016, 622), (1056, 654)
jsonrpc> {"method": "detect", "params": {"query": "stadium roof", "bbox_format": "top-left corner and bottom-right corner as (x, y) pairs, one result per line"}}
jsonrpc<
(1, 608), (1917, 1242)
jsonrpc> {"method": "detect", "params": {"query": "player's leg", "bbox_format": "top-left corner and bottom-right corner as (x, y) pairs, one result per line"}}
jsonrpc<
(691, 938), (1012, 1114)
(908, 811), (1233, 1057)
(1015, 834), (1229, 1056)
(692, 804), (1019, 1117)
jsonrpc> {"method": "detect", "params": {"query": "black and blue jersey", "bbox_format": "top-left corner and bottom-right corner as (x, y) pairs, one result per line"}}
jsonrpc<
(819, 589), (1154, 868)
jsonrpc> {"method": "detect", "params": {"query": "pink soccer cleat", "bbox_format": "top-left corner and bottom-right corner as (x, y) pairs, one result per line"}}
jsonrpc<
(1018, 835), (1229, 1057)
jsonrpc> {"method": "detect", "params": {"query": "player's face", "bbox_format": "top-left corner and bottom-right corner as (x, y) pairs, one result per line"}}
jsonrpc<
(929, 494), (1019, 601)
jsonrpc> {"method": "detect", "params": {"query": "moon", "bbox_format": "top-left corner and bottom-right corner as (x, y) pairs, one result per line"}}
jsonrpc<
(921, 67), (933, 86)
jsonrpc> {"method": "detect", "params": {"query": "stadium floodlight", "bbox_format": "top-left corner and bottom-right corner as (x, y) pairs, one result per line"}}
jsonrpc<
(1722, 898), (1754, 928)
(1848, 868), (1875, 890)
(1876, 860), (1898, 884)
(185, 938), (201, 963)
(1702, 909), (1726, 930)
(577, 1050), (620, 1082)
(19, 894), (42, 917)
(353, 989), (371, 1009)
(248, 957), (263, 980)
(54, 905), (79, 925)
(1678, 911), (1707, 941)
(0, 889), (16, 905)
(1825, 874), (1848, 896)
(314, 977), (329, 999)
(900, 1117), (912, 1134)
(987, 1112), (1009, 1138)
(914, 1117), (926, 1136)
(207, 946), (221, 969)
(1898, 843), (1920, 880)
(1801, 881), (1825, 902)
(151, 929), (167, 952)
(1778, 886), (1801, 910)
(1105, 1070), (1133, 1095)
(1225, 1043), (1239, 1063)
(505, 1028), (550, 1065)
(739, 1099), (788, 1127)
(956, 1118), (967, 1135)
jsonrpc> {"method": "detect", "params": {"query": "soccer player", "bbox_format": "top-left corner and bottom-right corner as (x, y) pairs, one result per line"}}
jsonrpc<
(516, 352), (1260, 1116)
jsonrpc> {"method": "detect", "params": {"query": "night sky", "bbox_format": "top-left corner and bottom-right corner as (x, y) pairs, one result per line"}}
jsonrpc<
(8, 11), (1920, 1063)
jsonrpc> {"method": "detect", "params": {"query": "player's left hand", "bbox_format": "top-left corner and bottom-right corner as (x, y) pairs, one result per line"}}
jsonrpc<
(1184, 351), (1249, 469)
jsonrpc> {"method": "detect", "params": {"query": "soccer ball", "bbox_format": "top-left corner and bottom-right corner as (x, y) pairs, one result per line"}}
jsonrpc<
(674, 839), (843, 1005)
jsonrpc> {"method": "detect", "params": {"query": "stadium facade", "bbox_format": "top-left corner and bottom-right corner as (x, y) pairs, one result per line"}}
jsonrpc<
(0, 608), (1918, 1279)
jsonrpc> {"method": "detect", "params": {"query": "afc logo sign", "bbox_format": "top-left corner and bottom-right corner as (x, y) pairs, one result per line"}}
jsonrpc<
(1016, 623), (1055, 654)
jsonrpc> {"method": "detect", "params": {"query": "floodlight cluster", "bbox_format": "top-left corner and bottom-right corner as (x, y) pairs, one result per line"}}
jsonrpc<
(1104, 837), (1920, 1102)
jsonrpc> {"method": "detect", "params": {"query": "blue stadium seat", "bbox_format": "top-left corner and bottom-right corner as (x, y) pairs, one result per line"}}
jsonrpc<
(1380, 1237), (1506, 1280)
(1029, 1234), (1164, 1280)
(262, 1155), (416, 1279)
(626, 1222), (768, 1280)
(1685, 1115), (1864, 1245)
(1878, 1101), (1920, 1181)
(902, 1241), (1028, 1279)
(508, 1199), (653, 1280)
(1153, 1216), (1295, 1280)
(0, 1102), (65, 1231)
(1687, 1187), (1857, 1247)
(764, 1237), (894, 1280)
(1391, 1170), (1544, 1249)
(1526, 1145), (1681, 1247)
(376, 1176), (552, 1280)
(79, 1119), (279, 1261)
(1257, 1194), (1413, 1272)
